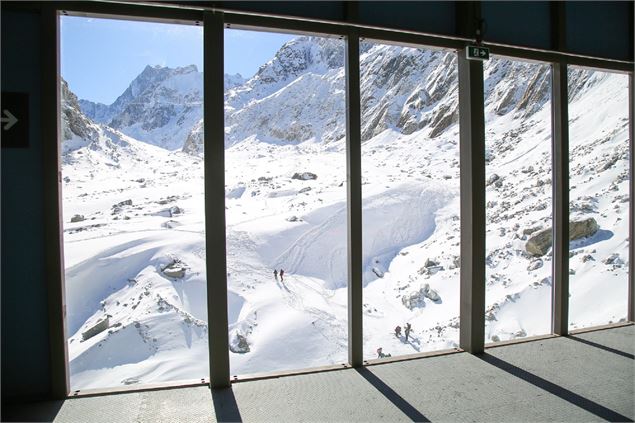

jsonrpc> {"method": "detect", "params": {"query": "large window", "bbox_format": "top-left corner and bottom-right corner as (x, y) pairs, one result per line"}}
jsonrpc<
(484, 57), (553, 343)
(52, 9), (632, 391)
(224, 29), (348, 375)
(60, 16), (207, 390)
(568, 68), (630, 330)
(360, 41), (461, 360)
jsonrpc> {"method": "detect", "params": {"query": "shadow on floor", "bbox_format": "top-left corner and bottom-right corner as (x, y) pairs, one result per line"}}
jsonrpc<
(210, 386), (243, 423)
(568, 335), (635, 360)
(355, 367), (430, 422)
(1, 399), (64, 422)
(478, 353), (633, 423)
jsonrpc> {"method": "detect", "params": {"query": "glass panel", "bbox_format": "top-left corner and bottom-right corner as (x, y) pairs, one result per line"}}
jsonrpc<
(60, 16), (206, 390)
(568, 68), (630, 330)
(483, 57), (553, 343)
(360, 41), (461, 360)
(224, 29), (347, 376)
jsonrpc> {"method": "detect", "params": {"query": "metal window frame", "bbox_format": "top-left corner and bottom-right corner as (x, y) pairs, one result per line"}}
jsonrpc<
(629, 72), (634, 323)
(40, 0), (634, 399)
(551, 61), (570, 335)
(458, 54), (486, 354)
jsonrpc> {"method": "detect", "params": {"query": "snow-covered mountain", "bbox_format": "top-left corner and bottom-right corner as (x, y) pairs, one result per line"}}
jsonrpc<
(62, 37), (630, 390)
(79, 64), (202, 150)
(79, 66), (246, 151)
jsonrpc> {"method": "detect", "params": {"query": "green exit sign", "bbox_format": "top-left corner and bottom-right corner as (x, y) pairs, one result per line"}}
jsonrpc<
(466, 45), (490, 61)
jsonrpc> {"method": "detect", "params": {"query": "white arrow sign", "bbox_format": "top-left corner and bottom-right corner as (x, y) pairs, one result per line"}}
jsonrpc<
(1, 109), (18, 130)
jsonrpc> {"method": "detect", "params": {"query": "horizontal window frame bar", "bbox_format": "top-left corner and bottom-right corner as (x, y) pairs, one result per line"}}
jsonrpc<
(67, 378), (209, 399)
(42, 0), (635, 73)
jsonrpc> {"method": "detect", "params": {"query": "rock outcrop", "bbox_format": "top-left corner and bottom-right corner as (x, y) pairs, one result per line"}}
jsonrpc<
(526, 218), (599, 256)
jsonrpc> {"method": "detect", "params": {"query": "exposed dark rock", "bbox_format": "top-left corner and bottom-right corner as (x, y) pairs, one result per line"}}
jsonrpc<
(70, 214), (85, 223)
(292, 172), (317, 181)
(81, 317), (110, 341)
(162, 261), (186, 279)
(526, 218), (599, 256)
(569, 218), (599, 240)
(230, 333), (250, 354)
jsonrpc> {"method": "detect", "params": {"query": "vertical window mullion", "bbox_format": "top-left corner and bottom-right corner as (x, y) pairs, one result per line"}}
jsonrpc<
(204, 10), (230, 388)
(45, 5), (70, 399)
(629, 72), (634, 323)
(458, 53), (486, 354)
(346, 29), (363, 367)
(551, 62), (569, 335)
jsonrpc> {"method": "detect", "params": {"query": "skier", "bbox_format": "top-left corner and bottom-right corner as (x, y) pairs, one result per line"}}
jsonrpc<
(280, 269), (285, 282)
(404, 322), (412, 342)
(274, 269), (278, 280)
(394, 325), (402, 337)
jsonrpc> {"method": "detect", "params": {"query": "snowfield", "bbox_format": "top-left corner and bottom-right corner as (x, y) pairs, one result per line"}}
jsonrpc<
(61, 36), (630, 390)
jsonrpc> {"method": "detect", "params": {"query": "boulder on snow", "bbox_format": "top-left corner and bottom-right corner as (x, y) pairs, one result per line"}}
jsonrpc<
(525, 229), (552, 256)
(155, 206), (184, 218)
(292, 172), (317, 181)
(423, 284), (441, 302)
(569, 218), (599, 240)
(113, 199), (133, 208)
(372, 267), (384, 278)
(525, 218), (599, 256)
(486, 173), (500, 186)
(169, 206), (183, 217)
(81, 317), (110, 341)
(401, 283), (441, 309)
(602, 253), (623, 266)
(527, 258), (543, 271)
(419, 259), (444, 275)
(70, 214), (85, 223)
(424, 258), (439, 268)
(162, 261), (186, 279)
(229, 333), (250, 354)
(402, 290), (426, 310)
(162, 220), (182, 229)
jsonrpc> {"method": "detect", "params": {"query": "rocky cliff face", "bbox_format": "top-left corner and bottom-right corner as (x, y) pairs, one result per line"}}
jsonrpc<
(77, 37), (556, 156)
(186, 38), (554, 155)
(61, 78), (99, 144)
(79, 65), (203, 150)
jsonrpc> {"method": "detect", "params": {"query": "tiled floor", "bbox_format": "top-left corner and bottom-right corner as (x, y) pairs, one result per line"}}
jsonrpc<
(3, 325), (634, 422)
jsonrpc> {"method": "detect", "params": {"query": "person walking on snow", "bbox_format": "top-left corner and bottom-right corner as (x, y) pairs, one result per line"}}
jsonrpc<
(394, 325), (402, 337)
(377, 347), (391, 358)
(280, 269), (285, 282)
(274, 269), (278, 280)
(404, 322), (412, 342)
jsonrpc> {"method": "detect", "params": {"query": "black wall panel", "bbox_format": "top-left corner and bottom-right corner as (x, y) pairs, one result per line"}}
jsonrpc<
(482, 1), (552, 50)
(566, 1), (633, 62)
(1, 10), (52, 401)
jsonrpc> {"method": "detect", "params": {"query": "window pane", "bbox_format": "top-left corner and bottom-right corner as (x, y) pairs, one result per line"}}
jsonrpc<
(484, 57), (553, 343)
(360, 41), (461, 360)
(224, 29), (347, 376)
(568, 68), (630, 330)
(61, 16), (206, 390)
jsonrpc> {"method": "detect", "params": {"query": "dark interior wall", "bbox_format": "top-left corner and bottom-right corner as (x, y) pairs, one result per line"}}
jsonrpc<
(215, 1), (633, 61)
(481, 1), (551, 50)
(0, 0), (632, 405)
(565, 1), (633, 62)
(1, 9), (52, 401)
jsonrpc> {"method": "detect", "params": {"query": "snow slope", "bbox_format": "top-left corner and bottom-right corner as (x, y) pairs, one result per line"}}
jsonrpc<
(62, 38), (630, 389)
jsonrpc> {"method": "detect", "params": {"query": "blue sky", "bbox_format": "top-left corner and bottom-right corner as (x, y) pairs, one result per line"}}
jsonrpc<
(61, 16), (295, 104)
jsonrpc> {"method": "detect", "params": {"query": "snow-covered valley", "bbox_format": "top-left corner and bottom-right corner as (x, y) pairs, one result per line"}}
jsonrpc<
(61, 36), (630, 390)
